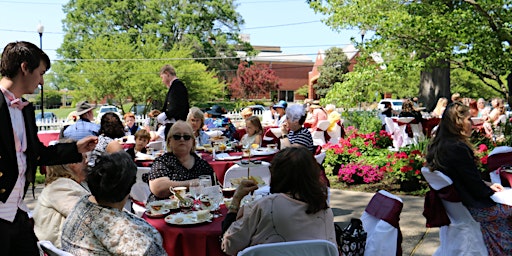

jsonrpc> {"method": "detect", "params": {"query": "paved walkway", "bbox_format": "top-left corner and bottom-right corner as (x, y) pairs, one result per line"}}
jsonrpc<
(25, 186), (439, 256)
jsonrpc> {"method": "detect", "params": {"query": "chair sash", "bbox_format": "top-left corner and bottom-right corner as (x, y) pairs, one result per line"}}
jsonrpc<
(363, 191), (403, 256)
(423, 185), (461, 228)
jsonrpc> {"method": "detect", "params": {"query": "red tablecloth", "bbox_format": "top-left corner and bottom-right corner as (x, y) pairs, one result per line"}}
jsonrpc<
(37, 130), (60, 146)
(143, 207), (228, 256)
(202, 152), (274, 185)
(135, 152), (275, 185)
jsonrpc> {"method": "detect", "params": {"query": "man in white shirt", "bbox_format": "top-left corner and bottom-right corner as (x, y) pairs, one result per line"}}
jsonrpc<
(0, 41), (97, 255)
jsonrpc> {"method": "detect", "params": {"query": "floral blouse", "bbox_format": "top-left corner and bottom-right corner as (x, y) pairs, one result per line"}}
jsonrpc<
(61, 196), (166, 255)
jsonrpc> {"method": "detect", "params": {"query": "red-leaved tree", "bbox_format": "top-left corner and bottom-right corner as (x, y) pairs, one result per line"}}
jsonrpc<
(229, 61), (281, 99)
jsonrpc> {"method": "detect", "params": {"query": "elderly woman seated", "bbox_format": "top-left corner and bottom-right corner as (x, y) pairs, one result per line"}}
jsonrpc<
(61, 151), (166, 255)
(147, 121), (215, 200)
(280, 104), (315, 153)
(221, 147), (336, 255)
(33, 140), (89, 248)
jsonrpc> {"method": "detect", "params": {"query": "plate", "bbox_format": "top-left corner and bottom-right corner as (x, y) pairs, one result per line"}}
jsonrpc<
(145, 208), (170, 218)
(250, 148), (278, 156)
(164, 212), (213, 225)
(215, 155), (242, 161)
(230, 176), (266, 187)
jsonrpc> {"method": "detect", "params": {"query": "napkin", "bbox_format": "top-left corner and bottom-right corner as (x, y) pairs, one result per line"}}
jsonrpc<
(135, 152), (154, 160)
(206, 130), (223, 138)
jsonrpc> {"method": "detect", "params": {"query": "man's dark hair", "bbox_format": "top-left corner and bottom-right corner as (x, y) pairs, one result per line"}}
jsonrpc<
(0, 41), (51, 78)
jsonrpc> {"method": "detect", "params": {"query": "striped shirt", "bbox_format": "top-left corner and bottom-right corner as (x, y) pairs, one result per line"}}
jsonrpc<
(288, 127), (315, 153)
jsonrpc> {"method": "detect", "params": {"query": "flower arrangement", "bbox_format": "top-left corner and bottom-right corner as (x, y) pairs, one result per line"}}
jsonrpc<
(323, 126), (428, 191)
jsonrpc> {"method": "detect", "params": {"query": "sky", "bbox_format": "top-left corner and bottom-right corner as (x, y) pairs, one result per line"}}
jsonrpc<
(0, 0), (366, 62)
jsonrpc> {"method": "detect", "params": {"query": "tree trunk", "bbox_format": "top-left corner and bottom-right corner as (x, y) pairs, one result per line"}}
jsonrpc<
(418, 65), (451, 111)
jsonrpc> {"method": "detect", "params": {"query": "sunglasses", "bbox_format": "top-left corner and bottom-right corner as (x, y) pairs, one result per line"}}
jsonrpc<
(172, 134), (192, 141)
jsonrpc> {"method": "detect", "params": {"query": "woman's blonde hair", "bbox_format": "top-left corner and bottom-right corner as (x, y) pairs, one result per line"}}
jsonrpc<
(45, 139), (81, 185)
(187, 107), (205, 131)
(426, 102), (472, 171)
(166, 120), (196, 154)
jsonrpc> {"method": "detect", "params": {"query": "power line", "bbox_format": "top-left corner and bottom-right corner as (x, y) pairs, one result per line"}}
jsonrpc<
(50, 51), (359, 62)
(243, 20), (321, 30)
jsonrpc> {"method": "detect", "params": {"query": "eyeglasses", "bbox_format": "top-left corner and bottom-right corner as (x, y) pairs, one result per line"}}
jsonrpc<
(172, 134), (192, 141)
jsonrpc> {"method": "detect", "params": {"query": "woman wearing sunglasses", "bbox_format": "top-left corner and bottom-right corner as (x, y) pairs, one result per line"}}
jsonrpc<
(147, 120), (214, 201)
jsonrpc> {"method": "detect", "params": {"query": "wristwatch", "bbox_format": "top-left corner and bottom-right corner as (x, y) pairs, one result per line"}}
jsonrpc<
(228, 203), (240, 212)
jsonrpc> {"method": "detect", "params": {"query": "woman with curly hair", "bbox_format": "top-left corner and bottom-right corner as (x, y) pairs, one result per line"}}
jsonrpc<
(88, 112), (124, 166)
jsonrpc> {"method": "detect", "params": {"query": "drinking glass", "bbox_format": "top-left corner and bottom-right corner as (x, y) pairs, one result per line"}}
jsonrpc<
(210, 188), (224, 218)
(189, 180), (203, 209)
(199, 175), (212, 187)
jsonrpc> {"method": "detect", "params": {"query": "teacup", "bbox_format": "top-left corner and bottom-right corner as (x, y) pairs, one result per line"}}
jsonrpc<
(173, 186), (187, 197)
(148, 201), (164, 214)
(242, 148), (251, 157)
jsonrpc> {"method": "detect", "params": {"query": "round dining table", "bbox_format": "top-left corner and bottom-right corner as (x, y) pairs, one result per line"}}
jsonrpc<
(143, 206), (228, 256)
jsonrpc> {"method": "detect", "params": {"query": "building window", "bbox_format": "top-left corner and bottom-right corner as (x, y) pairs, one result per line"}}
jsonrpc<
(278, 90), (294, 102)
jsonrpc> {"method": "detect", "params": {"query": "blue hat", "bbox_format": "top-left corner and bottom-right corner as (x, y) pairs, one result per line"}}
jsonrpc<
(273, 100), (288, 109)
(207, 105), (225, 117)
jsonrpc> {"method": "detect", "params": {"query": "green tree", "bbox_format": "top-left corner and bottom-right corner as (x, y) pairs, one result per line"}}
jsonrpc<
(59, 0), (248, 82)
(309, 0), (512, 109)
(67, 34), (224, 113)
(33, 90), (62, 109)
(315, 47), (350, 99)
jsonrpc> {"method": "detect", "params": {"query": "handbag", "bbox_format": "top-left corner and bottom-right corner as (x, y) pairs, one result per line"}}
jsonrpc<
(336, 218), (366, 256)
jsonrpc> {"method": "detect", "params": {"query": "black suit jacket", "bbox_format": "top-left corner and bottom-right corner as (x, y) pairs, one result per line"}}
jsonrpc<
(162, 79), (189, 122)
(0, 91), (82, 203)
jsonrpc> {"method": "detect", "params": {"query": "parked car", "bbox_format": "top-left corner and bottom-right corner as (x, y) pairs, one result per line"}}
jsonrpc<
(378, 99), (403, 112)
(35, 112), (57, 122)
(130, 104), (149, 118)
(96, 105), (122, 121)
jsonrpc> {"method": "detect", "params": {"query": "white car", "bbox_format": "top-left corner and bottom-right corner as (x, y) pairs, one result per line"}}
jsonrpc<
(378, 99), (403, 112)
(96, 105), (122, 122)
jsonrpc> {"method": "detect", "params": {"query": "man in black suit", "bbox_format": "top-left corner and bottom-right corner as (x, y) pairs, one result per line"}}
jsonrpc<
(0, 41), (97, 255)
(159, 64), (190, 140)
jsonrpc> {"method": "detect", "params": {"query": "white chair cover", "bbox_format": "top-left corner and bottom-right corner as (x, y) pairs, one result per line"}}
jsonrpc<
(327, 123), (342, 144)
(130, 167), (152, 216)
(384, 118), (402, 149)
(223, 162), (271, 188)
(361, 190), (403, 256)
(37, 240), (73, 256)
(317, 120), (330, 131)
(237, 240), (338, 256)
(409, 123), (425, 143)
(420, 167), (488, 256)
(311, 130), (326, 146)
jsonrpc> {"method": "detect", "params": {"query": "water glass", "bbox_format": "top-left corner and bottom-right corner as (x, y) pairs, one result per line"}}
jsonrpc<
(199, 175), (212, 187)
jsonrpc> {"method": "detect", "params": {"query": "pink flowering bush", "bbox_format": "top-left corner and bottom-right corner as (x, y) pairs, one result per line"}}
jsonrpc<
(338, 163), (384, 184)
(323, 126), (426, 187)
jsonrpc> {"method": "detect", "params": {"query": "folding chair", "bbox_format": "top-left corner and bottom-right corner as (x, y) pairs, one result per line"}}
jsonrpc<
(237, 240), (338, 256)
(223, 162), (271, 188)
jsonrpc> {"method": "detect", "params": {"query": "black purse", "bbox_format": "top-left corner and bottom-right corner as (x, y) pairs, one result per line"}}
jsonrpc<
(335, 218), (366, 256)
